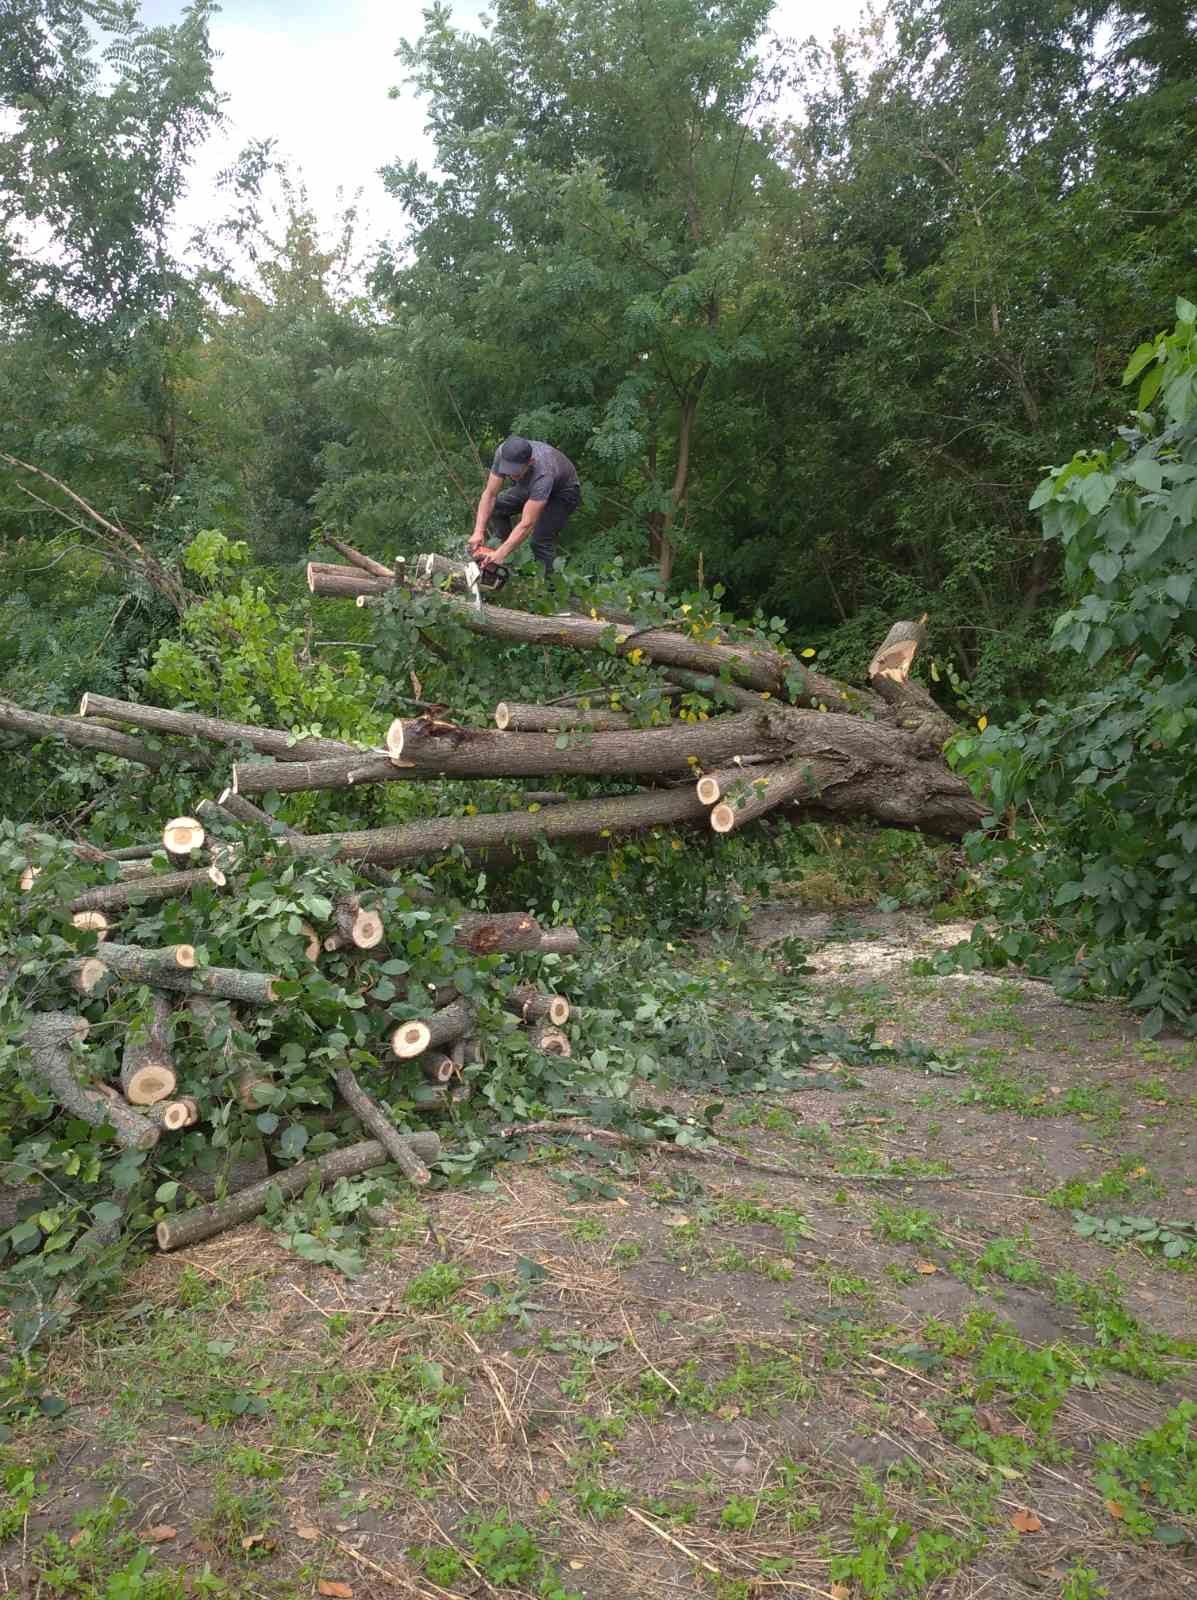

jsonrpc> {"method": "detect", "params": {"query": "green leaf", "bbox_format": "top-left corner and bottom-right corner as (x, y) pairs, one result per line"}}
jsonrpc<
(154, 1181), (179, 1203)
(1122, 341), (1157, 383)
(278, 1123), (309, 1159)
(1089, 553), (1121, 584)
(1177, 296), (1197, 326)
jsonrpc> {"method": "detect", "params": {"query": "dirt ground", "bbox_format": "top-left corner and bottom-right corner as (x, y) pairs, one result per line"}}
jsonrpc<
(3, 907), (1196, 1599)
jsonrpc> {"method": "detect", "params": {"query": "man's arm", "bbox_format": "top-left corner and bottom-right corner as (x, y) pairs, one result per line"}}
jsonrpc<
(487, 498), (545, 565)
(470, 472), (505, 551)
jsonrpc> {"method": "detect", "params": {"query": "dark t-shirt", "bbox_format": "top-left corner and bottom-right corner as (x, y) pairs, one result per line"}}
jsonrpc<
(492, 440), (579, 502)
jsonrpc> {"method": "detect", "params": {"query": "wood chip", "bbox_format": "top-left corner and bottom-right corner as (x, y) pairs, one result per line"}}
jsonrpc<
(1010, 1508), (1042, 1534)
(318, 1583), (354, 1598)
(295, 1523), (321, 1541)
(1105, 1499), (1126, 1520)
(914, 1260), (938, 1274)
(143, 1525), (178, 1543)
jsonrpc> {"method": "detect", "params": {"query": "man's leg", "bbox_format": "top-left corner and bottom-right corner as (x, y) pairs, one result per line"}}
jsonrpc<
(488, 484), (528, 546)
(530, 487), (580, 577)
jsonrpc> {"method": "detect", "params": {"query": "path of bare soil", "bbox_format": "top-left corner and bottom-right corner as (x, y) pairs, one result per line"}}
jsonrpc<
(3, 908), (1196, 1599)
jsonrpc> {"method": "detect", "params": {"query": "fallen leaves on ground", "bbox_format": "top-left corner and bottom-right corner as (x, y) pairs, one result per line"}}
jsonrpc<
(294, 1523), (321, 1541)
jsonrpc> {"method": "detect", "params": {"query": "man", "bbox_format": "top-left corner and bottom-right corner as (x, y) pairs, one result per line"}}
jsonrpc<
(469, 434), (581, 577)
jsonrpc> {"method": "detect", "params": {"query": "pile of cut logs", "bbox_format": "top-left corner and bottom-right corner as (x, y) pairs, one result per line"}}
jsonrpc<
(2, 535), (983, 1257)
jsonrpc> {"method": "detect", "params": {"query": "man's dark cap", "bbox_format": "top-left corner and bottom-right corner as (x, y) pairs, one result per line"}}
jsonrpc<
(495, 435), (533, 475)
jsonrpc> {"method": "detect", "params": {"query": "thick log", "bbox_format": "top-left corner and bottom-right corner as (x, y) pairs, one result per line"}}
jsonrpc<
(241, 710), (785, 791)
(865, 617), (958, 749)
(78, 692), (366, 763)
(71, 911), (110, 941)
(334, 1065), (431, 1185)
(155, 1133), (442, 1251)
(23, 1012), (159, 1150)
(68, 865), (226, 914)
(320, 534), (392, 580)
(453, 912), (544, 956)
(292, 787), (712, 868)
(119, 993), (177, 1105)
(390, 1020), (432, 1059)
(0, 698), (191, 770)
(869, 617), (928, 682)
(79, 944), (279, 1005)
(306, 562), (391, 599)
(162, 816), (205, 868)
(526, 1023), (571, 1058)
(390, 998), (473, 1059)
(709, 762), (816, 835)
(494, 702), (633, 732)
(538, 928), (583, 956)
(504, 987), (570, 1026)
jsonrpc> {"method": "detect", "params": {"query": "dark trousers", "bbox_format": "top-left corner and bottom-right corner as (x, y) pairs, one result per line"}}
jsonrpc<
(490, 481), (581, 576)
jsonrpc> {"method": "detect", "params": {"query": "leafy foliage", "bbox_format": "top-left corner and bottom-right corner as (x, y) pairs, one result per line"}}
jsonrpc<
(944, 304), (1197, 1029)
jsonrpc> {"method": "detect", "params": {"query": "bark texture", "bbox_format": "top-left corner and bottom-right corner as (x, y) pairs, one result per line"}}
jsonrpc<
(454, 912), (545, 955)
(84, 944), (279, 1005)
(494, 703), (633, 732)
(68, 866), (226, 914)
(503, 987), (570, 1026)
(0, 698), (192, 770)
(710, 762), (818, 834)
(155, 1133), (443, 1251)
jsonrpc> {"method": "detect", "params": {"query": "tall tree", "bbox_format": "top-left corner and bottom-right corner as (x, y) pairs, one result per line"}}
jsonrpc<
(379, 0), (791, 580)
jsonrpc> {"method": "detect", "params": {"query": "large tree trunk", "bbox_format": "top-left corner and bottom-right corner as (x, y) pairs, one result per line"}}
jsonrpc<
(236, 710), (791, 792)
(155, 1133), (443, 1252)
(23, 1013), (159, 1150)
(78, 693), (368, 763)
(0, 699), (197, 770)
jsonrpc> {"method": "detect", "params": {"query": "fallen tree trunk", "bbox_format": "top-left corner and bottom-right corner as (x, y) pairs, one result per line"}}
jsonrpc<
(79, 944), (280, 1005)
(356, 582), (792, 694)
(0, 699), (195, 771)
(327, 895), (385, 952)
(240, 709), (788, 792)
(119, 994), (177, 1105)
(526, 1023), (571, 1057)
(146, 1098), (199, 1131)
(199, 789), (407, 897)
(289, 785), (712, 867)
(68, 865), (227, 914)
(334, 1065), (431, 1185)
(494, 702), (633, 732)
(538, 928), (583, 956)
(78, 692), (367, 763)
(390, 998), (474, 1058)
(155, 1132), (443, 1251)
(23, 1013), (159, 1150)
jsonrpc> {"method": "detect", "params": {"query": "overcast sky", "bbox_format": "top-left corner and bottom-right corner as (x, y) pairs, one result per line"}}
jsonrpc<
(138, 0), (862, 266)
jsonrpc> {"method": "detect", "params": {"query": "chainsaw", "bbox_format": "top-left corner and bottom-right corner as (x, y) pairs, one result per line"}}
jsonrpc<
(463, 546), (511, 611)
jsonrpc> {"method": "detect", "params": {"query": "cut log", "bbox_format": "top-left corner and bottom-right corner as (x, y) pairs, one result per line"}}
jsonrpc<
(709, 762), (816, 835)
(69, 957), (110, 996)
(333, 1065), (431, 1185)
(421, 1054), (456, 1084)
(78, 692), (366, 763)
(453, 912), (544, 955)
(869, 617), (928, 683)
(320, 533), (392, 580)
(68, 865), (226, 914)
(494, 702), (633, 732)
(306, 561), (391, 599)
(526, 1023), (571, 1058)
(390, 1021), (433, 1059)
(334, 895), (385, 950)
(162, 815), (205, 867)
(538, 928), (582, 956)
(200, 790), (304, 840)
(695, 760), (771, 806)
(119, 994), (177, 1105)
(19, 864), (40, 892)
(23, 1012), (159, 1150)
(235, 710), (785, 792)
(0, 697), (195, 770)
(76, 944), (279, 1005)
(71, 911), (110, 940)
(155, 1132), (443, 1251)
(503, 987), (570, 1026)
(146, 1098), (196, 1131)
